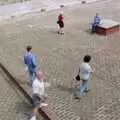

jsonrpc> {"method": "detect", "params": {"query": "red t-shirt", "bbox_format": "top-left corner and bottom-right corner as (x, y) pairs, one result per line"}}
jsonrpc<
(58, 15), (64, 22)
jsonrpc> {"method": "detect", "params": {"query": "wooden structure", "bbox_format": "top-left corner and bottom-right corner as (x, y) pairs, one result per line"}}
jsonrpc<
(96, 19), (120, 35)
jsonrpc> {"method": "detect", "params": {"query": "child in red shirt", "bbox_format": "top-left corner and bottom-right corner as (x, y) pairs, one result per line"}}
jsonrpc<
(57, 12), (64, 35)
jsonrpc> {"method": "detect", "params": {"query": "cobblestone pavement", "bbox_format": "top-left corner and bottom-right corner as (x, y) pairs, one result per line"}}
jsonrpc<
(0, 0), (120, 120)
(0, 68), (31, 120)
(0, 67), (46, 120)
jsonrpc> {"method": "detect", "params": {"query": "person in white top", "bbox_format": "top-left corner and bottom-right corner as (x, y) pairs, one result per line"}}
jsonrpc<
(30, 71), (48, 120)
(76, 55), (93, 99)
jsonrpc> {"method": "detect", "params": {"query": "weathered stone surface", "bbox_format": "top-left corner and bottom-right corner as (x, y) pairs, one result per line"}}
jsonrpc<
(0, 68), (30, 120)
(0, 0), (120, 120)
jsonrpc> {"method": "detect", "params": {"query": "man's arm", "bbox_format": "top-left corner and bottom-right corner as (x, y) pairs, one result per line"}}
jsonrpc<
(24, 55), (27, 65)
(31, 55), (37, 68)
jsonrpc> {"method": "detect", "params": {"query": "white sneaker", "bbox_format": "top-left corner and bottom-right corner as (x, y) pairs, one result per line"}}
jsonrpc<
(30, 116), (36, 120)
(24, 66), (28, 72)
(39, 103), (48, 108)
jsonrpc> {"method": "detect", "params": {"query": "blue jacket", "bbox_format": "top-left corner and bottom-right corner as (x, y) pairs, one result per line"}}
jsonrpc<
(94, 15), (101, 25)
(24, 52), (37, 73)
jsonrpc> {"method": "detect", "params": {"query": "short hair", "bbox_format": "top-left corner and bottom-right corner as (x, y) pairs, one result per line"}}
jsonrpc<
(96, 13), (99, 16)
(83, 55), (91, 63)
(26, 45), (32, 52)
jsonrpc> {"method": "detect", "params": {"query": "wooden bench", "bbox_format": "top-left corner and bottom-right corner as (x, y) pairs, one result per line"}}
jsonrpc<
(96, 19), (120, 35)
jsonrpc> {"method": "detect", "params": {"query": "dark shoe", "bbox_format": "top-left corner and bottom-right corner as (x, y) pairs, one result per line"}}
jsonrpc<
(84, 89), (90, 93)
(61, 32), (64, 35)
(91, 30), (95, 34)
(74, 95), (81, 101)
(74, 96), (80, 99)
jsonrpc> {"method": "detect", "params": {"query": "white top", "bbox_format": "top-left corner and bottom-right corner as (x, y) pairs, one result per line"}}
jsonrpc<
(79, 62), (92, 80)
(32, 78), (45, 96)
(98, 19), (119, 28)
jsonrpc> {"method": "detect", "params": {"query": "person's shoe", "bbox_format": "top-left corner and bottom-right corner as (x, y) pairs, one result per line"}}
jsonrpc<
(73, 91), (80, 99)
(84, 89), (90, 93)
(74, 95), (81, 101)
(91, 30), (95, 34)
(74, 96), (80, 99)
(61, 32), (64, 35)
(30, 116), (36, 120)
(39, 103), (48, 108)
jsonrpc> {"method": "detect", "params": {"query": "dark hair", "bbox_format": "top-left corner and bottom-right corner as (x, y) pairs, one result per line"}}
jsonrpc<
(83, 55), (91, 63)
(26, 45), (32, 52)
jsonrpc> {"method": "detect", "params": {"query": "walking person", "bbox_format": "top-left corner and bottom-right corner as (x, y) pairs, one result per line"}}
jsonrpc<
(57, 12), (64, 35)
(24, 45), (37, 85)
(75, 55), (93, 99)
(30, 71), (48, 120)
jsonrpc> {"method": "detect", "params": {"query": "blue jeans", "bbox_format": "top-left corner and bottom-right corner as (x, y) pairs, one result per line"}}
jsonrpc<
(92, 24), (97, 32)
(92, 23), (99, 32)
(79, 77), (91, 96)
(28, 69), (36, 85)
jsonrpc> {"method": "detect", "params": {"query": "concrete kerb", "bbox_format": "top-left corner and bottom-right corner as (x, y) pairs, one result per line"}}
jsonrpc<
(0, 61), (59, 120)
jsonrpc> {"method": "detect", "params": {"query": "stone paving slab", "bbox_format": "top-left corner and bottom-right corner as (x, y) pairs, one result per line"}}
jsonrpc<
(0, 0), (120, 120)
(0, 65), (47, 120)
(0, 68), (30, 120)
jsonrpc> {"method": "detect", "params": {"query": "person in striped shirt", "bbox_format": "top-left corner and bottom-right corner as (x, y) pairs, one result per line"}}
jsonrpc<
(92, 13), (101, 33)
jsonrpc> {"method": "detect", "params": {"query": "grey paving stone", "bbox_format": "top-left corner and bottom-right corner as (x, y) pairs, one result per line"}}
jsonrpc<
(0, 69), (30, 120)
(0, 0), (120, 120)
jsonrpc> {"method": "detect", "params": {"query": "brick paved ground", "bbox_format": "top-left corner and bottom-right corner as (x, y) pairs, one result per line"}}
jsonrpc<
(0, 0), (120, 119)
(0, 68), (30, 120)
(0, 67), (46, 120)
